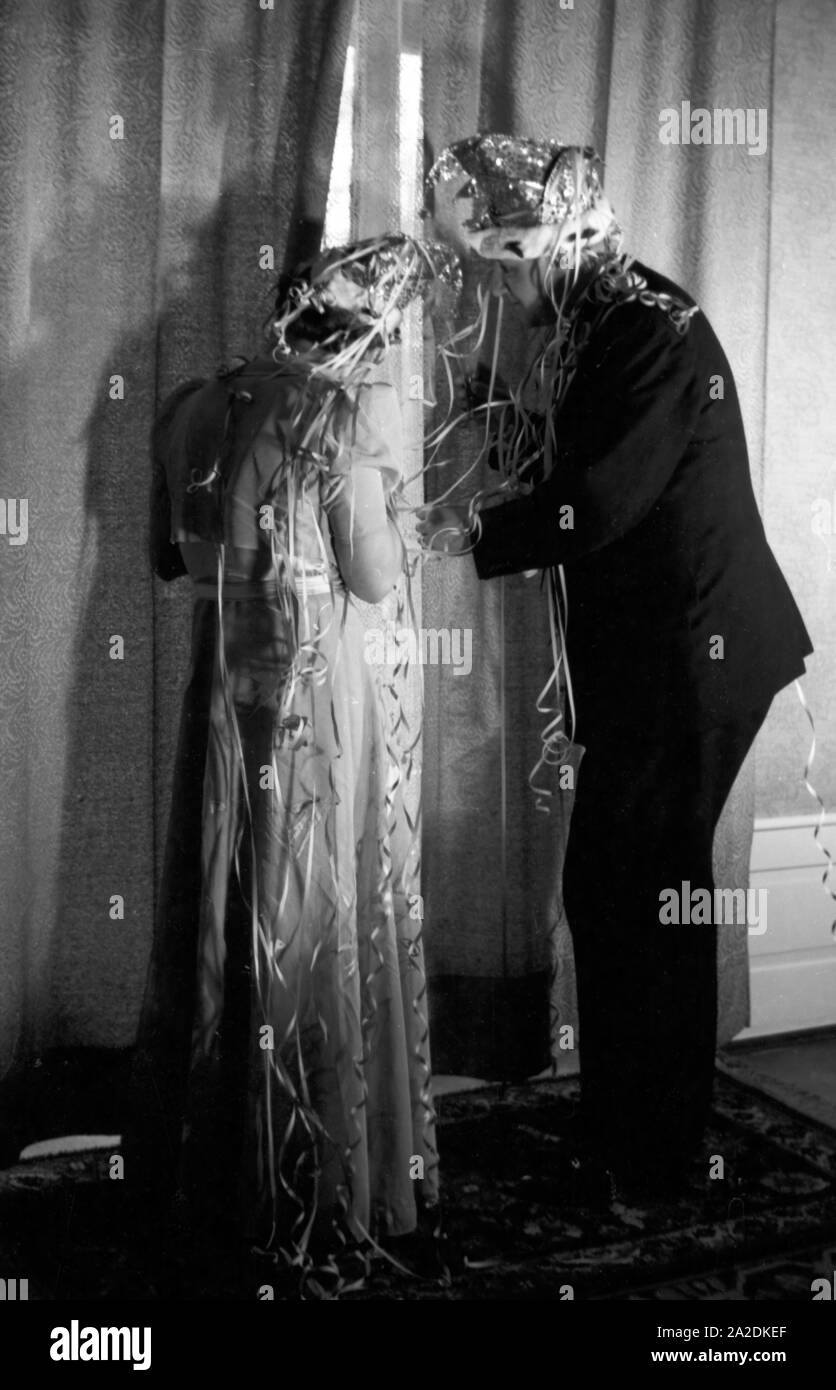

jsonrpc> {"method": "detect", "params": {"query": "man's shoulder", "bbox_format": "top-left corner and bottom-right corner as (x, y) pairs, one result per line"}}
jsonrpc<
(575, 261), (693, 360)
(627, 260), (696, 309)
(605, 261), (699, 336)
(626, 262), (732, 372)
(578, 259), (708, 367)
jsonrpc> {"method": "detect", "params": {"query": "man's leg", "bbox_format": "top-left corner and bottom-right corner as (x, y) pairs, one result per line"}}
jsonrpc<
(562, 705), (770, 1189)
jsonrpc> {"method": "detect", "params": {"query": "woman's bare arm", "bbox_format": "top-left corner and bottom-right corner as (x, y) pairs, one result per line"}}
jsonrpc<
(323, 379), (405, 603)
(325, 466), (403, 603)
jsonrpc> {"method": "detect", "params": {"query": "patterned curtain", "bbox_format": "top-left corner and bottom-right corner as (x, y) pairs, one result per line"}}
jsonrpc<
(420, 0), (779, 1077)
(0, 0), (353, 1080)
(1, 0), (830, 1105)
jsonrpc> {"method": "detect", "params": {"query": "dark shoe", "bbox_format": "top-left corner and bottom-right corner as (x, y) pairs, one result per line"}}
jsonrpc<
(610, 1157), (692, 1205)
(572, 1159), (620, 1208)
(386, 1226), (453, 1280)
(556, 1143), (620, 1208)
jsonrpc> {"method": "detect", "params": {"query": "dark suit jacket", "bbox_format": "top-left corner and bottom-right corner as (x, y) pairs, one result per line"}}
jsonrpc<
(473, 262), (813, 737)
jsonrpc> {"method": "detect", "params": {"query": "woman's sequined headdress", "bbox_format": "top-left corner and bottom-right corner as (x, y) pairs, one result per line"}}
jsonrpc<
(277, 232), (460, 333)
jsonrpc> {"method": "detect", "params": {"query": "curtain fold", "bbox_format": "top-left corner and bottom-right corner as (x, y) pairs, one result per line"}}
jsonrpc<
(347, 0), (429, 914)
(0, 0), (353, 1081)
(421, 0), (776, 1077)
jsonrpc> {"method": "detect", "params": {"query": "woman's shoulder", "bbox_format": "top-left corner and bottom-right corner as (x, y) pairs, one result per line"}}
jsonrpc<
(152, 378), (215, 467)
(155, 353), (399, 450)
(154, 376), (210, 428)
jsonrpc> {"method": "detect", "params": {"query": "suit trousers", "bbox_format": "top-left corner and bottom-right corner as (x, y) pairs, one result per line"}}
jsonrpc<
(561, 700), (771, 1184)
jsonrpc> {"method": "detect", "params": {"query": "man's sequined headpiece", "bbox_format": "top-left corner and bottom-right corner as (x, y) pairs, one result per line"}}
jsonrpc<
(427, 133), (602, 228)
(425, 133), (619, 261)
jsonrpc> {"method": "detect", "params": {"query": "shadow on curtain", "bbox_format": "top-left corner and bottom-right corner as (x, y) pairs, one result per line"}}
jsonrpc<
(0, 0), (352, 1152)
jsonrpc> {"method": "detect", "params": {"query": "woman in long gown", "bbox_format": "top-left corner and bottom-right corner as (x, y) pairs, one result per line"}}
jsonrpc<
(129, 234), (457, 1291)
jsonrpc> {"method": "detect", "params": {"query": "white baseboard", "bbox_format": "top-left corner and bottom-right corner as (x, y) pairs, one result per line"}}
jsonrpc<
(736, 814), (836, 1040)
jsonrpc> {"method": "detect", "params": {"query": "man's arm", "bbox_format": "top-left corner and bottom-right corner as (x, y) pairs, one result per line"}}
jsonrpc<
(472, 301), (702, 578)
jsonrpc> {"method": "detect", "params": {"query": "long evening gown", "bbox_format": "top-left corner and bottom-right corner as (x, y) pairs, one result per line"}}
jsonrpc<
(131, 348), (437, 1274)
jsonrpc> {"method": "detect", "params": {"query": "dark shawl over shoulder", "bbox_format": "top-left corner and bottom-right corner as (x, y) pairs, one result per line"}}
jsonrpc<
(149, 378), (207, 580)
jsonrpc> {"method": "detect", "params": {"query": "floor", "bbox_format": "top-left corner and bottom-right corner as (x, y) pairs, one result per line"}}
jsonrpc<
(436, 1027), (836, 1124)
(718, 1026), (836, 1130)
(14, 1031), (836, 1162)
(727, 1028), (836, 1103)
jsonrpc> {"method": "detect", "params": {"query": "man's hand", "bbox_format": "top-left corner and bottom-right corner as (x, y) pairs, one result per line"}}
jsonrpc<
(415, 503), (473, 556)
(463, 362), (511, 413)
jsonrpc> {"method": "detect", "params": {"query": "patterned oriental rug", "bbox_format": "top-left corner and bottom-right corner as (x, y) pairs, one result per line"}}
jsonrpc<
(1, 1074), (834, 1301)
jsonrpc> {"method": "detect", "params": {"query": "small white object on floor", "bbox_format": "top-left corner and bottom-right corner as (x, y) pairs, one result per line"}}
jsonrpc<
(18, 1135), (121, 1161)
(432, 1076), (488, 1096)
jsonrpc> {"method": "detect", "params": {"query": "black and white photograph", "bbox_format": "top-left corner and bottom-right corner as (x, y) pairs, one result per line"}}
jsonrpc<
(0, 0), (834, 1359)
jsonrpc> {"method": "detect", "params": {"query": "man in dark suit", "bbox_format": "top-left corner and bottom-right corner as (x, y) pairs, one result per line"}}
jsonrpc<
(419, 135), (813, 1199)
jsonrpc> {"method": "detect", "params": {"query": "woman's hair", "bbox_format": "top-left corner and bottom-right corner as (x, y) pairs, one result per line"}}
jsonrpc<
(265, 267), (392, 353)
(263, 236), (460, 363)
